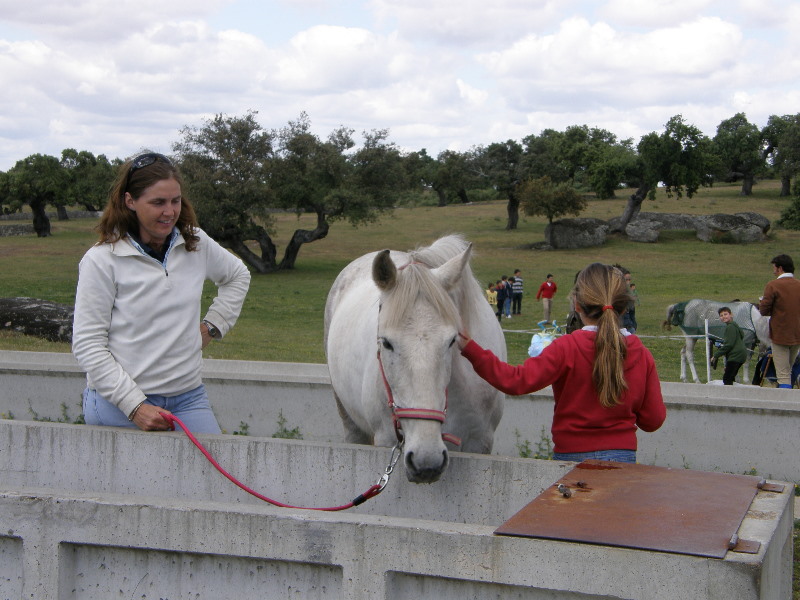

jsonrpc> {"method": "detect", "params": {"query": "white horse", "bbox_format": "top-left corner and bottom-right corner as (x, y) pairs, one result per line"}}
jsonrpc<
(324, 235), (506, 483)
(664, 300), (770, 384)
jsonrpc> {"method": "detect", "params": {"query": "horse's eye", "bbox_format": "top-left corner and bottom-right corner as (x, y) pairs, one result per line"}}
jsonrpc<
(382, 338), (394, 351)
(448, 336), (457, 348)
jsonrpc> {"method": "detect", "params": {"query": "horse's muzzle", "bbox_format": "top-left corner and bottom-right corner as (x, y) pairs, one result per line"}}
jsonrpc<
(404, 448), (448, 483)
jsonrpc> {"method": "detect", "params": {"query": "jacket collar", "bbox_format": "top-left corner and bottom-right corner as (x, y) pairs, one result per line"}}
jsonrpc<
(110, 228), (184, 257)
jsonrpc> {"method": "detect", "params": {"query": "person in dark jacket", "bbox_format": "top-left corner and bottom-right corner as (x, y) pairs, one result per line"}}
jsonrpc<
(496, 275), (512, 319)
(711, 307), (747, 385)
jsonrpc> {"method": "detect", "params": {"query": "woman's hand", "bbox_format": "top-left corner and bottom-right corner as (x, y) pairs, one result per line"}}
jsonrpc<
(131, 403), (175, 431)
(200, 322), (213, 349)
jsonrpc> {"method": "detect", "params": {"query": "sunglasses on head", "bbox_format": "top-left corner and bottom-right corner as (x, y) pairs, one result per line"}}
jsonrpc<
(125, 153), (172, 191)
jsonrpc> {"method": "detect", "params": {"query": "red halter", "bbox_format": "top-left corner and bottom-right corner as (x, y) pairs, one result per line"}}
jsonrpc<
(377, 348), (462, 447)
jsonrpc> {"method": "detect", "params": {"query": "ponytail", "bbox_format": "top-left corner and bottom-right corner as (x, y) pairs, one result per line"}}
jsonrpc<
(573, 263), (632, 407)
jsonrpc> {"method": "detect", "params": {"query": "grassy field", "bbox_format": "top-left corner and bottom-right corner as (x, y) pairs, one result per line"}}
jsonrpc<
(1, 179), (797, 383)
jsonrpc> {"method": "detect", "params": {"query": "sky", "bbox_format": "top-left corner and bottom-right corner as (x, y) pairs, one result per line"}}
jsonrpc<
(0, 0), (798, 171)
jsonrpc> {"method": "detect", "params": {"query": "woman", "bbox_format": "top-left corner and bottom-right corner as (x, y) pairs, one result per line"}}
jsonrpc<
(72, 152), (251, 433)
(459, 262), (665, 463)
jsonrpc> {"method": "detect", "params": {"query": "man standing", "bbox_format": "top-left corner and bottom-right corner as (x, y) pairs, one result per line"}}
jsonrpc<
(511, 269), (524, 315)
(535, 274), (557, 323)
(759, 254), (800, 389)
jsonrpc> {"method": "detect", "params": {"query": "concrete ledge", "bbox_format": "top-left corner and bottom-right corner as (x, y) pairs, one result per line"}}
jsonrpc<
(0, 421), (793, 599)
(1, 351), (800, 482)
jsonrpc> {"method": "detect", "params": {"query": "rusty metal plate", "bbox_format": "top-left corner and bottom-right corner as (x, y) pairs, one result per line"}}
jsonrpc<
(494, 460), (765, 558)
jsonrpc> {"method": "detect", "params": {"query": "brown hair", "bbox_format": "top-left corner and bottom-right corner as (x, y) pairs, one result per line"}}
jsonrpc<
(573, 263), (633, 407)
(95, 153), (200, 251)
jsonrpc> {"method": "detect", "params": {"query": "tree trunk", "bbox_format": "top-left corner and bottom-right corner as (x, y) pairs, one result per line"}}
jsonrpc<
(279, 213), (330, 270)
(56, 205), (69, 220)
(457, 188), (469, 204)
(223, 226), (278, 274)
(505, 193), (519, 230)
(740, 174), (754, 196)
(30, 199), (51, 238)
(616, 184), (651, 232)
(0, 297), (74, 342)
(225, 238), (277, 274)
(780, 175), (791, 197)
(434, 186), (447, 207)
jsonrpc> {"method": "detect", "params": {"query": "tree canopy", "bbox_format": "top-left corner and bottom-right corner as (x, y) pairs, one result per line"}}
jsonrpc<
(4, 154), (66, 237)
(618, 115), (717, 229)
(174, 111), (407, 272)
(473, 140), (524, 230)
(60, 149), (116, 213)
(763, 113), (800, 197)
(4, 109), (800, 259)
(519, 175), (587, 223)
(712, 112), (764, 196)
(174, 110), (277, 271)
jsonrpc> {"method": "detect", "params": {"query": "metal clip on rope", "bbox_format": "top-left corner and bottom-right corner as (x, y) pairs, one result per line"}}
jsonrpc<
(376, 441), (403, 492)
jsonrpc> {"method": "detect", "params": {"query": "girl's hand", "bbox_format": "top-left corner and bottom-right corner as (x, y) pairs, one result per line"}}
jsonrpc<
(457, 331), (471, 350)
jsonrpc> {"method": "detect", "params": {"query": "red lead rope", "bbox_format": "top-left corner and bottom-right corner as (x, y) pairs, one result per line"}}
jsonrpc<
(160, 412), (391, 511)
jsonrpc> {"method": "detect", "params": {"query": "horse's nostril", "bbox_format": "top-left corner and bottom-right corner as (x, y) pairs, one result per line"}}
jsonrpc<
(405, 449), (448, 472)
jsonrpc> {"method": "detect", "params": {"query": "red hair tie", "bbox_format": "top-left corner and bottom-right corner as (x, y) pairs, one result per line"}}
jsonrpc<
(602, 305), (614, 311)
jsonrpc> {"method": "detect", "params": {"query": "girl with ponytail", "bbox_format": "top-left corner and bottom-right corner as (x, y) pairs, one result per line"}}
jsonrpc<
(458, 263), (665, 463)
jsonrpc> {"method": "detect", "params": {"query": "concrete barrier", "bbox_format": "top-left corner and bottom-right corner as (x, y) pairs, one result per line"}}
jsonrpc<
(2, 350), (799, 482)
(0, 420), (793, 599)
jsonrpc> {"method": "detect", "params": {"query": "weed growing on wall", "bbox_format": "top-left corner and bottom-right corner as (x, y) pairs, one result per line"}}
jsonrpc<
(27, 402), (83, 424)
(232, 421), (250, 436)
(273, 410), (303, 439)
(515, 427), (553, 460)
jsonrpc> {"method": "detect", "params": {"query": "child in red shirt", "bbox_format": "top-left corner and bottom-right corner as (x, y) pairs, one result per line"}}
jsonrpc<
(458, 262), (665, 463)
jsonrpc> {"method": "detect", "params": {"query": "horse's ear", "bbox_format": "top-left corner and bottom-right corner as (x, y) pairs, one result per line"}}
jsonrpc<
(372, 249), (397, 291)
(432, 243), (472, 291)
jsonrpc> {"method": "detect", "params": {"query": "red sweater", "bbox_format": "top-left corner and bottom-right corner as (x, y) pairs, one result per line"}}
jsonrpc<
(536, 281), (557, 300)
(461, 330), (666, 453)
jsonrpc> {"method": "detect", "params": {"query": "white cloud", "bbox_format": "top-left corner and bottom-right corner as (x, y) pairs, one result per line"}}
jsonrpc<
(368, 0), (563, 45)
(0, 0), (798, 171)
(599, 0), (716, 27)
(0, 0), (229, 42)
(478, 16), (744, 111)
(270, 25), (403, 92)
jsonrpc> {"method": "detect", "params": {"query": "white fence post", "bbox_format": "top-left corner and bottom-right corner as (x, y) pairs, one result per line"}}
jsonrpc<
(704, 319), (711, 383)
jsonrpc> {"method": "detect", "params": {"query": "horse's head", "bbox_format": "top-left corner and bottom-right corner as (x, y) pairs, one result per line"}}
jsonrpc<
(372, 244), (471, 483)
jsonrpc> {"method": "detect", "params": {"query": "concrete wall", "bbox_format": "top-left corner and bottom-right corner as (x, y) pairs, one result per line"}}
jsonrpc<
(2, 350), (799, 482)
(0, 420), (793, 599)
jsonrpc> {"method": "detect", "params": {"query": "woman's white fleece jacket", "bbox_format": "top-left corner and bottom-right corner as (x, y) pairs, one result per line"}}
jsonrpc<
(72, 228), (251, 418)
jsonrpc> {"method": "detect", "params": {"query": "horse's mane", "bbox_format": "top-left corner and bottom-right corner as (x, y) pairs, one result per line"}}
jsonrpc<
(381, 234), (481, 331)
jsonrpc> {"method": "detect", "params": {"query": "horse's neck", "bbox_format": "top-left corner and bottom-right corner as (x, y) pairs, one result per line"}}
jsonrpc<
(752, 306), (771, 345)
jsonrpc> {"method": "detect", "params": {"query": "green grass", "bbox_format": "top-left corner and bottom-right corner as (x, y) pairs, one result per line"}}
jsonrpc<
(0, 180), (798, 383)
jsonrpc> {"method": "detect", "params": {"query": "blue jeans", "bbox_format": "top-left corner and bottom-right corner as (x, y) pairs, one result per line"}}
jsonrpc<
(82, 384), (221, 434)
(553, 449), (636, 463)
